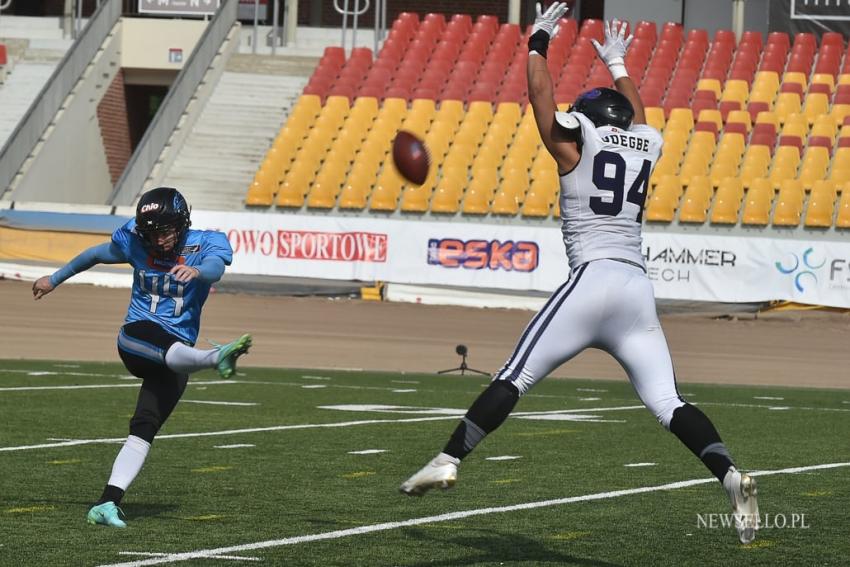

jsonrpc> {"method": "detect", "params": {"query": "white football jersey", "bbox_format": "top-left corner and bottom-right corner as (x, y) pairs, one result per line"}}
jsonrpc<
(558, 111), (663, 269)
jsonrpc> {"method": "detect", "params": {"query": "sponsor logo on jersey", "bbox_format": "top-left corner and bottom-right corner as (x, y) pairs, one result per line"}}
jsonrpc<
(427, 238), (539, 272)
(180, 244), (201, 255)
(227, 229), (387, 262)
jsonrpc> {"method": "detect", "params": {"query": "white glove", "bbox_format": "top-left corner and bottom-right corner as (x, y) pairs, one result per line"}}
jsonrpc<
(532, 2), (569, 39)
(591, 19), (634, 80)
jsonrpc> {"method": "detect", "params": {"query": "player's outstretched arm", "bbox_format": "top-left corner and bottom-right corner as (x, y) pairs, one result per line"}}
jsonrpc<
(527, 2), (580, 171)
(33, 241), (126, 300)
(592, 20), (646, 125)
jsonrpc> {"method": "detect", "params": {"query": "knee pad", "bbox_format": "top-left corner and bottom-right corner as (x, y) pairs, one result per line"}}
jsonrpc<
(129, 410), (161, 444)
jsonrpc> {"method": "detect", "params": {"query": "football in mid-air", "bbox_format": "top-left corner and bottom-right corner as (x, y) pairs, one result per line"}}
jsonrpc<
(392, 130), (430, 185)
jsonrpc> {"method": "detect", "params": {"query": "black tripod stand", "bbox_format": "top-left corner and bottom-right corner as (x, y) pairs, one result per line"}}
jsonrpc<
(437, 344), (489, 376)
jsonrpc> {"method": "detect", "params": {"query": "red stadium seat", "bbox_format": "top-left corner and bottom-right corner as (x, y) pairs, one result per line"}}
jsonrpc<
(809, 136), (833, 152)
(635, 20), (657, 42)
(778, 135), (803, 152)
(714, 29), (737, 46)
(750, 131), (776, 152)
(747, 102), (770, 123)
(741, 30), (763, 49)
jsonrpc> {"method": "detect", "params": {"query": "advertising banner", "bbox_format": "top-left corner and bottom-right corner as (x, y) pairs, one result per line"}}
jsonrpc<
(191, 211), (850, 308)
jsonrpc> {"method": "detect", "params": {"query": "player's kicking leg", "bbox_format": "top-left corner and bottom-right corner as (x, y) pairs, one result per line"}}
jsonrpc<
(87, 322), (251, 527)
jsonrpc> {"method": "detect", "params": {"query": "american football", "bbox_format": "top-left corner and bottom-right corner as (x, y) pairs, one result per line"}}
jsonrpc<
(392, 130), (431, 185)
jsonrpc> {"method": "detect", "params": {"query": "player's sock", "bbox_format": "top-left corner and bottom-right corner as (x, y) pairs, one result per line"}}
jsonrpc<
(100, 435), (151, 502)
(164, 342), (218, 374)
(443, 381), (519, 460)
(669, 403), (735, 482)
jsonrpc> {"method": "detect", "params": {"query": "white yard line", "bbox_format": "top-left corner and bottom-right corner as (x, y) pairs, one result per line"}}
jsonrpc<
(117, 552), (260, 561)
(0, 381), (234, 392)
(0, 405), (645, 453)
(181, 400), (258, 407)
(99, 461), (850, 567)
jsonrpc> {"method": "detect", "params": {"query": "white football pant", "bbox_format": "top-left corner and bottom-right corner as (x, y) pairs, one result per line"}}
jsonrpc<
(494, 259), (685, 429)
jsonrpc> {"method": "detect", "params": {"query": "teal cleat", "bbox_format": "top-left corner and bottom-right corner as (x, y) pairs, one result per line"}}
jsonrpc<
(86, 501), (127, 528)
(214, 334), (252, 379)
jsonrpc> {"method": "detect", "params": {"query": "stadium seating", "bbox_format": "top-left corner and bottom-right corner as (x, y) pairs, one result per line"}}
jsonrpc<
(245, 12), (850, 229)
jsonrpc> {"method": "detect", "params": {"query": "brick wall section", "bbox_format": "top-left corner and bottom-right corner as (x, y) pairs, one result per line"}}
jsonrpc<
(299, 0), (541, 28)
(96, 69), (133, 185)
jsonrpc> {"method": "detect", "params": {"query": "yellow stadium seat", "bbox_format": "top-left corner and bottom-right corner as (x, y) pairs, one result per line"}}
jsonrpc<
(836, 188), (850, 227)
(522, 175), (557, 217)
(798, 146), (830, 190)
(771, 145), (802, 172)
(645, 176), (682, 222)
(678, 176), (713, 223)
(749, 88), (776, 105)
(461, 187), (492, 215)
(740, 178), (773, 225)
(338, 171), (372, 210)
(495, 102), (522, 126)
(679, 159), (710, 186)
(697, 109), (723, 131)
(829, 165), (850, 186)
(810, 120), (837, 141)
(662, 131), (689, 161)
(276, 162), (315, 207)
(804, 180), (837, 227)
(839, 74), (850, 86)
(651, 154), (679, 186)
(400, 185), (432, 213)
(430, 178), (463, 214)
(830, 104), (850, 125)
(645, 107), (665, 131)
(803, 93), (830, 125)
(755, 111), (779, 129)
(710, 177), (744, 224)
(437, 99), (464, 124)
(245, 179), (274, 207)
(667, 108), (695, 132)
(773, 180), (805, 226)
(782, 71), (808, 91)
(725, 110), (752, 131)
(739, 145), (771, 188)
(369, 168), (404, 211)
(720, 79), (749, 103)
(697, 78), (722, 98)
(710, 160), (738, 187)
(753, 71), (780, 93)
(774, 93), (802, 123)
(811, 73), (836, 93)
(491, 189), (521, 215)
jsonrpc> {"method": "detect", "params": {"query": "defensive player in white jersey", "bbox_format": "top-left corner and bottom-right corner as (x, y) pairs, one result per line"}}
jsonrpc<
(401, 4), (759, 544)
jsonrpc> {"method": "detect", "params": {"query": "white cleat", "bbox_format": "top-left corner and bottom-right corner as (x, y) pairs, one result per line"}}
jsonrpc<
(723, 466), (759, 544)
(400, 452), (460, 497)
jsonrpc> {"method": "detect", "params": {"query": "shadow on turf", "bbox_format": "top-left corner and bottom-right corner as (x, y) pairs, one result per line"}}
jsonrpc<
(400, 528), (623, 567)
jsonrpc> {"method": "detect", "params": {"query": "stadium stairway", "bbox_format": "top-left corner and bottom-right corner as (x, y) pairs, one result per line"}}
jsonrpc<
(157, 66), (309, 211)
(0, 63), (57, 149)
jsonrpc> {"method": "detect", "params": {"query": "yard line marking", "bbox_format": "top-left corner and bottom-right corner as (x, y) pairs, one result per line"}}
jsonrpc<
(697, 401), (850, 413)
(301, 375), (333, 381)
(52, 364), (81, 368)
(624, 462), (657, 467)
(348, 449), (387, 455)
(0, 380), (234, 392)
(182, 400), (258, 407)
(754, 396), (784, 400)
(215, 444), (255, 449)
(97, 461), (850, 567)
(301, 385), (327, 389)
(391, 389), (417, 393)
(485, 456), (521, 461)
(0, 405), (645, 453)
(117, 552), (260, 561)
(576, 388), (607, 393)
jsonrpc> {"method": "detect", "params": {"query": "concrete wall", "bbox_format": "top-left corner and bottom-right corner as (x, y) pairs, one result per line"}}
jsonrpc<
(605, 0), (683, 24)
(121, 17), (207, 71)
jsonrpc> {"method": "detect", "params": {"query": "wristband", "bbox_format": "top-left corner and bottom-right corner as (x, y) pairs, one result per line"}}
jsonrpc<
(607, 56), (628, 80)
(528, 29), (550, 59)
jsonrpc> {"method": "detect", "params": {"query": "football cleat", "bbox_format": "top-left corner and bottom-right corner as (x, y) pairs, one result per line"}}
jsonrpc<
(723, 466), (759, 544)
(213, 334), (252, 379)
(87, 501), (127, 528)
(399, 452), (460, 497)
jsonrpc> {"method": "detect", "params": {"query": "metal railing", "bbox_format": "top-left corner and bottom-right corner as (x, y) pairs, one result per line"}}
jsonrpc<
(108, 0), (238, 206)
(0, 0), (122, 196)
(334, 0), (387, 55)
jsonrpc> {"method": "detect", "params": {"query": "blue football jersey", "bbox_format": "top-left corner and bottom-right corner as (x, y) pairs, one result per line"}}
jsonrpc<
(111, 219), (233, 344)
